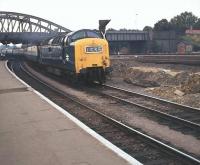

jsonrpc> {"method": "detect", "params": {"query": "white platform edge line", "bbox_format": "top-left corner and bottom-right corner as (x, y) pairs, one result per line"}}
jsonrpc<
(5, 61), (142, 165)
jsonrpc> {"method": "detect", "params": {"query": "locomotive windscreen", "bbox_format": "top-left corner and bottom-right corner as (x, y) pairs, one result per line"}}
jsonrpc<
(70, 30), (102, 42)
(86, 31), (101, 38)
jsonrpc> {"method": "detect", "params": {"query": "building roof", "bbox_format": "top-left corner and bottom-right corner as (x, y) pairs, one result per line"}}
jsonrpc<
(178, 41), (192, 45)
(185, 29), (200, 35)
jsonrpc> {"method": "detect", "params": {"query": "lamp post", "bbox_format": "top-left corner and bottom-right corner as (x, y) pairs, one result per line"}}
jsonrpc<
(135, 13), (138, 30)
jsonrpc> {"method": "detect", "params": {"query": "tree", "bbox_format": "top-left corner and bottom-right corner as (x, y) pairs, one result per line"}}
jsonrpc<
(143, 26), (153, 31)
(154, 19), (172, 31)
(119, 28), (128, 31)
(107, 28), (116, 31)
(170, 12), (198, 33)
(193, 18), (200, 29)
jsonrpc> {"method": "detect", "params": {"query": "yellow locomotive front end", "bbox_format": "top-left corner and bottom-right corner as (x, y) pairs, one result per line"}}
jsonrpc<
(75, 38), (110, 83)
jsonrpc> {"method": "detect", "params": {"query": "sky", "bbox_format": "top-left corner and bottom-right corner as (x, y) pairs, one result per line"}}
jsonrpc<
(0, 0), (200, 31)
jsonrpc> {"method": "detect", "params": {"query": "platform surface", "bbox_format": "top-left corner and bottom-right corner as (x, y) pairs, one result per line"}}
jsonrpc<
(0, 61), (131, 165)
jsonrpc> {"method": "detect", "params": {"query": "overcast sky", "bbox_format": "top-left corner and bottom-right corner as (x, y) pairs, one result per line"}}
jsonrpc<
(0, 0), (200, 31)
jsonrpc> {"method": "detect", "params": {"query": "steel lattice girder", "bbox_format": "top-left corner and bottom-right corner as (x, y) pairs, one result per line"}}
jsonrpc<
(0, 11), (71, 33)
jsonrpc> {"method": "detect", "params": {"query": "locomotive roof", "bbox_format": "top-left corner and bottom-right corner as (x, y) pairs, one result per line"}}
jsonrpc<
(40, 29), (101, 45)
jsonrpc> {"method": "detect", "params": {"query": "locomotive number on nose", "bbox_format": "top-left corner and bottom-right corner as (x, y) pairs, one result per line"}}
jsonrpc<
(85, 46), (102, 53)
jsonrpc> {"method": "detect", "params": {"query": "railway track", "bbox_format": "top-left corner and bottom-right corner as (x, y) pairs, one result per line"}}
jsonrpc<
(102, 84), (200, 121)
(8, 60), (200, 165)
(111, 55), (200, 65)
(100, 84), (200, 133)
(88, 84), (200, 139)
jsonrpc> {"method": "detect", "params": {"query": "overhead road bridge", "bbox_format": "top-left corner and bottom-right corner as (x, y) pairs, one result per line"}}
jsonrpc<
(0, 11), (71, 44)
(106, 30), (150, 54)
(106, 30), (149, 41)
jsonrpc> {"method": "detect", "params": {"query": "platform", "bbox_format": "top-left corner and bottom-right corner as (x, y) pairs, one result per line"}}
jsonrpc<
(0, 61), (140, 165)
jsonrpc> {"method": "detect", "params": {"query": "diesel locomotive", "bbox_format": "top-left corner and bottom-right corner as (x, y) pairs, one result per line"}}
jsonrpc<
(24, 28), (110, 83)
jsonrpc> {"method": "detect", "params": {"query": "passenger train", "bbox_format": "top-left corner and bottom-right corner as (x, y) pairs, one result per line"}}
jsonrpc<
(24, 28), (110, 83)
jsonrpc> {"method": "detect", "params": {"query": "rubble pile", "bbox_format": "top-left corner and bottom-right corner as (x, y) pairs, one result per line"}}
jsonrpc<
(146, 87), (178, 99)
(123, 67), (186, 87)
(110, 59), (200, 108)
(177, 93), (200, 108)
(180, 73), (200, 94)
(111, 61), (130, 77)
